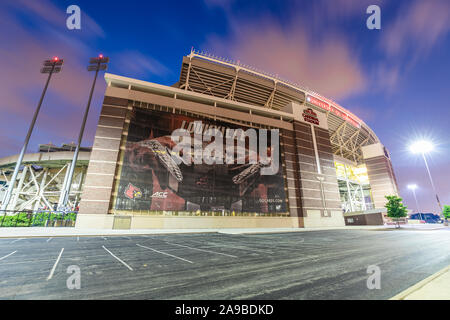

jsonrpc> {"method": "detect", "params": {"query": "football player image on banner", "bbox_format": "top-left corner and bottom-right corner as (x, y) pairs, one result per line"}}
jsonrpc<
(114, 108), (288, 214)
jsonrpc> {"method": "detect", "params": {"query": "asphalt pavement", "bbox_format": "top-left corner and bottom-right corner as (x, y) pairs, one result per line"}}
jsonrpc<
(0, 228), (449, 299)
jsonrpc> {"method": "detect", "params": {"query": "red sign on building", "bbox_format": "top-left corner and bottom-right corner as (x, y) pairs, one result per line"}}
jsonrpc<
(306, 95), (330, 110)
(306, 95), (360, 128)
(302, 108), (320, 125)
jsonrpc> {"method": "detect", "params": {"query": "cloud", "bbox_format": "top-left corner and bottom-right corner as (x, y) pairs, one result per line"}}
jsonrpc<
(7, 0), (105, 38)
(0, 1), (107, 157)
(113, 51), (170, 78)
(382, 0), (450, 61)
(345, 105), (377, 123)
(204, 17), (366, 100)
(370, 63), (401, 94)
(310, 0), (385, 20)
(0, 135), (24, 157)
(368, 0), (450, 90)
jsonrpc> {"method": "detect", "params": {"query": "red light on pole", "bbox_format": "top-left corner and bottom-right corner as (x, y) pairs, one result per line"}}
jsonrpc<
(99, 54), (103, 59)
(1, 57), (63, 211)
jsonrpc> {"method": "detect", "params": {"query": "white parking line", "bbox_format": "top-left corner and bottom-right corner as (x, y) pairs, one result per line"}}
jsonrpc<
(136, 244), (193, 264)
(0, 251), (17, 261)
(10, 238), (24, 244)
(206, 243), (272, 254)
(46, 238), (53, 243)
(47, 248), (64, 280)
(102, 246), (133, 271)
(77, 236), (79, 242)
(165, 242), (238, 258)
(188, 239), (272, 254)
(122, 236), (131, 240)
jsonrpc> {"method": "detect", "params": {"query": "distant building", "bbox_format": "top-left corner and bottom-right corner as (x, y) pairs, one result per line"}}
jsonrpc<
(0, 144), (91, 211)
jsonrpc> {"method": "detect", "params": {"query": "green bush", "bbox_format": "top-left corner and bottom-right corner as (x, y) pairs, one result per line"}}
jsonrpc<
(0, 211), (78, 228)
(0, 213), (31, 227)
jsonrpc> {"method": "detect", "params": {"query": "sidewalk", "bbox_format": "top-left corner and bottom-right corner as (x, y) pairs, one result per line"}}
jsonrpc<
(391, 265), (450, 300)
(0, 224), (445, 238)
(0, 225), (388, 238)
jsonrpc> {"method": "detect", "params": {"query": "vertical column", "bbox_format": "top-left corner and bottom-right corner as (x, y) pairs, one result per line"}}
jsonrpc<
(9, 165), (28, 211)
(58, 163), (71, 207)
(281, 128), (304, 227)
(291, 102), (345, 227)
(313, 126), (343, 215)
(362, 143), (399, 209)
(78, 94), (129, 221)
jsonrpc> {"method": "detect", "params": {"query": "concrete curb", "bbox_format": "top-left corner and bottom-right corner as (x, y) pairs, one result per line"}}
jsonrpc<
(0, 226), (390, 238)
(0, 225), (444, 239)
(0, 229), (219, 239)
(390, 265), (450, 300)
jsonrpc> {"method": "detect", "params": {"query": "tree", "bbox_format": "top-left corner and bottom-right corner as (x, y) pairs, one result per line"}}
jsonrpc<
(385, 195), (408, 228)
(442, 205), (450, 223)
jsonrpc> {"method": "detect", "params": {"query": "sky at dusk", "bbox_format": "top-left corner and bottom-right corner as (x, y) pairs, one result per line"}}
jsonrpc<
(0, 0), (449, 213)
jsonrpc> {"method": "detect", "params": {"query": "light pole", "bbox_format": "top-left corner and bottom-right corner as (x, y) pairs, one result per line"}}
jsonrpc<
(60, 54), (109, 209)
(407, 184), (423, 222)
(1, 57), (63, 212)
(409, 140), (443, 215)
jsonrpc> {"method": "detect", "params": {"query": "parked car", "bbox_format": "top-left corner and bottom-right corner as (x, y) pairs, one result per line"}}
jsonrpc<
(409, 213), (443, 224)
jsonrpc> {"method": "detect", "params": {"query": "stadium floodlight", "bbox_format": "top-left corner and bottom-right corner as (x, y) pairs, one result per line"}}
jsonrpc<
(407, 184), (423, 221)
(1, 57), (63, 212)
(60, 54), (109, 209)
(409, 139), (442, 215)
(409, 140), (434, 154)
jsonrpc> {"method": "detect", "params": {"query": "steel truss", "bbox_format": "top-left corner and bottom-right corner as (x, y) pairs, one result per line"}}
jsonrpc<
(329, 122), (370, 163)
(338, 179), (372, 213)
(179, 49), (378, 164)
(0, 164), (87, 211)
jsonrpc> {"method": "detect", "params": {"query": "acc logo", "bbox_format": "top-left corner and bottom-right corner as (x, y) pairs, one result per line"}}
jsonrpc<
(302, 108), (320, 125)
(151, 192), (168, 199)
(124, 183), (143, 200)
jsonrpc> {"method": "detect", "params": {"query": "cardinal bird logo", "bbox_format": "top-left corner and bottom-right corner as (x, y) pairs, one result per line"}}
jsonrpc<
(124, 183), (143, 200)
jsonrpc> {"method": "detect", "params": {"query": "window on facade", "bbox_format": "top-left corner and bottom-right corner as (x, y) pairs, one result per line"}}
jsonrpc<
(335, 161), (374, 213)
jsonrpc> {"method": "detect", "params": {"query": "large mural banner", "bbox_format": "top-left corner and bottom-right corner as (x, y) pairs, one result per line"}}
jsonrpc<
(114, 108), (288, 214)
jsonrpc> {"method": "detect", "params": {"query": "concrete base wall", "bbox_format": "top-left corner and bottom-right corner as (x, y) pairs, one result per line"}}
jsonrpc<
(344, 213), (384, 226)
(303, 210), (345, 228)
(75, 214), (115, 229)
(75, 214), (302, 230)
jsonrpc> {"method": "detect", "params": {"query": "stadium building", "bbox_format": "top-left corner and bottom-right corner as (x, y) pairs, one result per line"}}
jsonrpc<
(1, 51), (400, 229)
(0, 144), (90, 212)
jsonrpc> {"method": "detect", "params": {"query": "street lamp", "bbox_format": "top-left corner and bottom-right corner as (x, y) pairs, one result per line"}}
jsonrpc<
(1, 57), (64, 212)
(407, 184), (423, 222)
(409, 140), (442, 215)
(60, 54), (109, 209)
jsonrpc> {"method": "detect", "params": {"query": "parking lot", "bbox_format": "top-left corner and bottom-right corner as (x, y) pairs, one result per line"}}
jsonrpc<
(0, 229), (449, 299)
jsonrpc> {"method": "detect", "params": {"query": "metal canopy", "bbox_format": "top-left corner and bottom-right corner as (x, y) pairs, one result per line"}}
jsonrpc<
(178, 50), (379, 163)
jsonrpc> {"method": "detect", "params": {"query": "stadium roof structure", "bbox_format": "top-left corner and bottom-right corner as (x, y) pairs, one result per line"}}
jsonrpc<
(0, 151), (90, 170)
(177, 49), (380, 163)
(39, 143), (92, 153)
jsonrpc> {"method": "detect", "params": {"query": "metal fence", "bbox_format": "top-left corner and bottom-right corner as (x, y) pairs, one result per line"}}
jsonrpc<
(0, 210), (77, 228)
